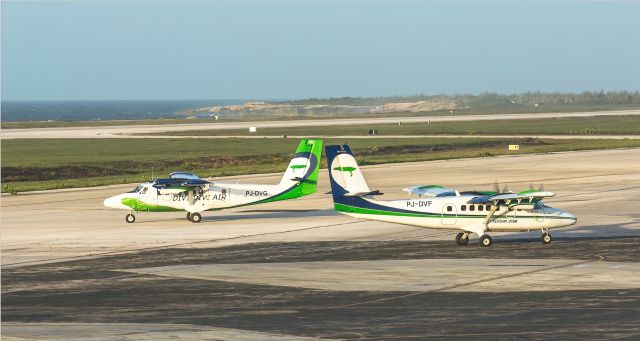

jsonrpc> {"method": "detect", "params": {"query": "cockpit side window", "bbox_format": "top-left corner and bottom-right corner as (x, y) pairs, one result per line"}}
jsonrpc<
(140, 186), (148, 194)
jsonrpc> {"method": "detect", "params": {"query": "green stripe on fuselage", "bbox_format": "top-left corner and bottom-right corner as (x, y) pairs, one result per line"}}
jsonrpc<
(334, 202), (567, 220)
(121, 198), (182, 212)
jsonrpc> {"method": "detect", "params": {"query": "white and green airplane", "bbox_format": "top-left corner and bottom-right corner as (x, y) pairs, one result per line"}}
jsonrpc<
(326, 144), (577, 246)
(104, 139), (323, 223)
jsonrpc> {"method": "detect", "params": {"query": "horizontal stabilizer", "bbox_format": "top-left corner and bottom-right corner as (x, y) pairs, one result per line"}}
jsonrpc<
(344, 190), (384, 197)
(291, 177), (317, 184)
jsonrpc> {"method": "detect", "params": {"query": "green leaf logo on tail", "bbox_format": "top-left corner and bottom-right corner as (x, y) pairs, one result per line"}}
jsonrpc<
(333, 166), (357, 177)
(289, 165), (307, 173)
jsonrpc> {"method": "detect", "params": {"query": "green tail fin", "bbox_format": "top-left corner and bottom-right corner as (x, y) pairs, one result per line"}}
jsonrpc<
(280, 139), (323, 197)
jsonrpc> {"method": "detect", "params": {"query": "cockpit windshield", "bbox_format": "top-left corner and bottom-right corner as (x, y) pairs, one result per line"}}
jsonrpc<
(534, 202), (548, 209)
(128, 185), (144, 193)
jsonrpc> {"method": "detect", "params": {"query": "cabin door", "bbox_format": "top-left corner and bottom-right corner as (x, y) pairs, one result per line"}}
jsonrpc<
(441, 203), (457, 225)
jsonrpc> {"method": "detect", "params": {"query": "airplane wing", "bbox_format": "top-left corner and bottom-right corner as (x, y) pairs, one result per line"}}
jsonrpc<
(182, 179), (210, 187)
(403, 185), (456, 197)
(468, 190), (555, 204)
(152, 177), (210, 194)
(170, 172), (200, 180)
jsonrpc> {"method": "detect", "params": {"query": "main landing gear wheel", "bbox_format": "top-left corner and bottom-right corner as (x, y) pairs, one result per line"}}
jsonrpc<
(186, 212), (192, 221)
(125, 214), (136, 223)
(541, 233), (552, 244)
(480, 234), (492, 247)
(190, 212), (202, 223)
(455, 232), (469, 246)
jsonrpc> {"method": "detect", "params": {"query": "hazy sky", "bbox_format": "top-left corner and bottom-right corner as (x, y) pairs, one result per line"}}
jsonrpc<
(2, 0), (639, 100)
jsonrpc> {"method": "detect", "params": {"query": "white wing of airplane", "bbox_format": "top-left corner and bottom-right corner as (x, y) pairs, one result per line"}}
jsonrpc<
(153, 173), (211, 195)
(403, 185), (457, 197)
(468, 191), (555, 204)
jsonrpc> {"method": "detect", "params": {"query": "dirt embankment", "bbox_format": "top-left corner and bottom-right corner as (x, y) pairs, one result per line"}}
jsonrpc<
(382, 100), (457, 112)
(186, 100), (458, 117)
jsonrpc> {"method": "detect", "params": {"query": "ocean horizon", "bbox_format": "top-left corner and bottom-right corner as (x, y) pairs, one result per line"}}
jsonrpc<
(0, 99), (248, 122)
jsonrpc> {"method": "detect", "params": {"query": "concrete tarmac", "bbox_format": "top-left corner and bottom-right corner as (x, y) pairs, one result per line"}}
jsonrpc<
(3, 109), (639, 139)
(2, 148), (640, 339)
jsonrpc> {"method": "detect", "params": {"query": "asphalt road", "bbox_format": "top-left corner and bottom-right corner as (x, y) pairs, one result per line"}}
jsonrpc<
(2, 148), (639, 339)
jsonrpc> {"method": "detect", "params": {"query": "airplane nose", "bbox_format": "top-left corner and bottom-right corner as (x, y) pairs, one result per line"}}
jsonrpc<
(104, 195), (127, 209)
(103, 196), (117, 208)
(563, 211), (577, 224)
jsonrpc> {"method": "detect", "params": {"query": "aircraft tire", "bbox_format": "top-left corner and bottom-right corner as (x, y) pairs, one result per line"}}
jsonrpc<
(541, 233), (552, 244)
(480, 234), (492, 247)
(126, 214), (135, 224)
(186, 212), (192, 221)
(455, 233), (469, 246)
(190, 213), (202, 223)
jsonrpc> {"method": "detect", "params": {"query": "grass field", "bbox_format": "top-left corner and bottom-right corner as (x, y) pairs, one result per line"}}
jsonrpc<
(146, 115), (640, 137)
(3, 137), (640, 193)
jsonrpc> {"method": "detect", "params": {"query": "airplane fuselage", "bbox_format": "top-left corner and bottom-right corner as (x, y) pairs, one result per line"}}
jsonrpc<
(105, 182), (297, 213)
(335, 195), (577, 232)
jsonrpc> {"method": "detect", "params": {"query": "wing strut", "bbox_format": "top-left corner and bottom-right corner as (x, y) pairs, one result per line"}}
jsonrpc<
(483, 205), (499, 225)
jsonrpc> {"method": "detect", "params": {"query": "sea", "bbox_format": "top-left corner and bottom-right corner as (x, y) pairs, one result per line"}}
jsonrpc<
(0, 99), (246, 122)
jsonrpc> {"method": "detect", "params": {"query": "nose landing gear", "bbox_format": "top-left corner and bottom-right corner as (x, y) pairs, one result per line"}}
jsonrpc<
(125, 213), (136, 223)
(541, 231), (552, 244)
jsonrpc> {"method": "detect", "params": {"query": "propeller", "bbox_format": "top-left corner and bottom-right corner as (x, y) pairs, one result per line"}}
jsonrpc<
(188, 191), (194, 206)
(528, 183), (546, 192)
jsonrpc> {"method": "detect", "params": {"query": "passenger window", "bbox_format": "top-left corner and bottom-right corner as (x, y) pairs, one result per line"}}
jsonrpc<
(461, 205), (466, 211)
(470, 205), (475, 211)
(141, 187), (148, 194)
(447, 205), (453, 212)
(478, 205), (484, 212)
(486, 205), (491, 211)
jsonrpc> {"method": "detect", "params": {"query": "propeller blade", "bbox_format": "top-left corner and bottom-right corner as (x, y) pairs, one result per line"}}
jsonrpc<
(188, 191), (194, 206)
(502, 184), (510, 193)
(539, 183), (545, 191)
(493, 180), (500, 193)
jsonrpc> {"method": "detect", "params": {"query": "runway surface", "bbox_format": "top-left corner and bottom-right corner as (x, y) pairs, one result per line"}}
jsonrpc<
(2, 148), (640, 339)
(100, 134), (640, 139)
(3, 109), (639, 139)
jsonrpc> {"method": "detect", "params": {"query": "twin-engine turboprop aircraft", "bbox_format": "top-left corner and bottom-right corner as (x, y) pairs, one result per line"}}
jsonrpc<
(104, 139), (323, 223)
(325, 144), (577, 246)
